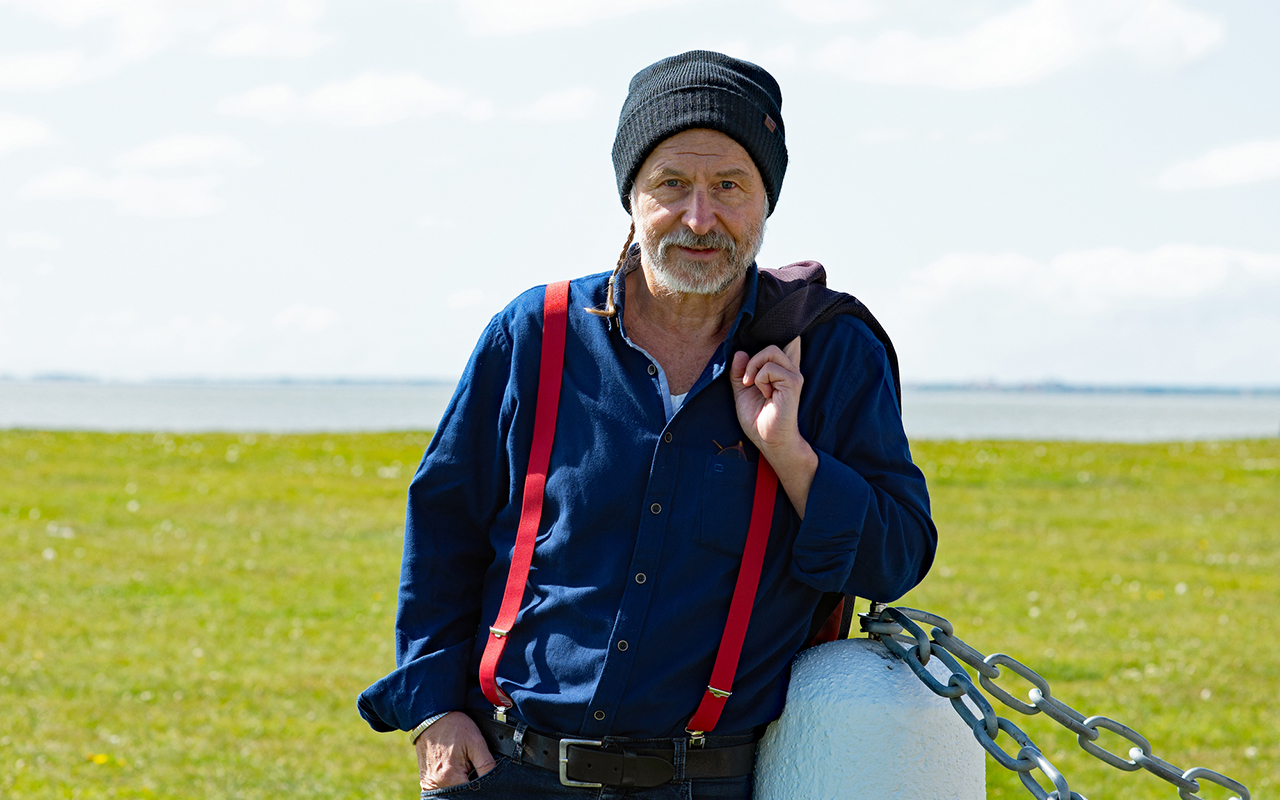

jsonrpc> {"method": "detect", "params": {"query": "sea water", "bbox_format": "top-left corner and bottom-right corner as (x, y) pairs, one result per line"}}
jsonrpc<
(2, 381), (1278, 441)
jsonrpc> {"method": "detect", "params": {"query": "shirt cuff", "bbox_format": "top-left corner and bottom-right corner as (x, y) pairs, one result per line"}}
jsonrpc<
(789, 448), (872, 592)
(356, 638), (474, 732)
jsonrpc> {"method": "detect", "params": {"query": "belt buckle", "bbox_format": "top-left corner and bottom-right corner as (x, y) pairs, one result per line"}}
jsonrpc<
(558, 738), (605, 788)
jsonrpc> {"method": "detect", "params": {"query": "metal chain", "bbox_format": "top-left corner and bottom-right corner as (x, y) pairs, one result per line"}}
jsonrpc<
(861, 605), (1251, 800)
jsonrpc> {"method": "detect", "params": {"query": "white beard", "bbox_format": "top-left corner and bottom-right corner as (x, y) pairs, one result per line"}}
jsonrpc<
(636, 214), (766, 296)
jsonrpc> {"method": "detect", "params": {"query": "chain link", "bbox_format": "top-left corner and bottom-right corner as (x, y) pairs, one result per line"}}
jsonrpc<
(861, 606), (1250, 800)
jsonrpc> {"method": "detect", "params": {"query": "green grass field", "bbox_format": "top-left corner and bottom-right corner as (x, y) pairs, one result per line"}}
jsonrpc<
(2, 431), (1275, 799)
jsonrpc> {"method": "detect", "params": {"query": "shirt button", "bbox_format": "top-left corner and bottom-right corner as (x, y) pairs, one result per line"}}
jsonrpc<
(635, 573), (647, 584)
(649, 502), (661, 514)
(594, 710), (606, 721)
(617, 640), (629, 651)
(647, 364), (657, 376)
(663, 432), (673, 443)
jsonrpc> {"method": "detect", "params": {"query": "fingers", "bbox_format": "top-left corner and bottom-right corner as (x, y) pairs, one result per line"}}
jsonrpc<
(418, 737), (472, 791)
(732, 337), (805, 452)
(751, 363), (781, 399)
(417, 712), (496, 790)
(465, 733), (497, 778)
(783, 335), (802, 368)
(730, 349), (750, 387)
(737, 337), (803, 392)
(428, 758), (473, 790)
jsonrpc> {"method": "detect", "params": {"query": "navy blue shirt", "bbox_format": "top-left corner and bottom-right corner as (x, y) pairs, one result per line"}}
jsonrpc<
(358, 265), (936, 739)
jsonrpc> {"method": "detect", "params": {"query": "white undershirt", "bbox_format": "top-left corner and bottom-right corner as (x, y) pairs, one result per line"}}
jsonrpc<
(617, 315), (688, 420)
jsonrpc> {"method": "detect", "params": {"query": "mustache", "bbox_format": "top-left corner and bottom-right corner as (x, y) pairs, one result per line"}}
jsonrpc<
(659, 228), (737, 254)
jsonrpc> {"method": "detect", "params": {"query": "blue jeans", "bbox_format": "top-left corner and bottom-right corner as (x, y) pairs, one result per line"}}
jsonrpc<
(420, 755), (754, 799)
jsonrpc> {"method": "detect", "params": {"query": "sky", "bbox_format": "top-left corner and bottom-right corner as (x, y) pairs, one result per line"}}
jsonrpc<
(1, 0), (1278, 386)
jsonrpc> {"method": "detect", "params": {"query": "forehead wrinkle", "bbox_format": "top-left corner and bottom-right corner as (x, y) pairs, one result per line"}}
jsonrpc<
(664, 150), (754, 172)
(645, 164), (757, 183)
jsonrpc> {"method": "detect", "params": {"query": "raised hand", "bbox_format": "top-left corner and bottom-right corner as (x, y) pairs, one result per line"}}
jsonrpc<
(730, 336), (818, 517)
(731, 336), (804, 452)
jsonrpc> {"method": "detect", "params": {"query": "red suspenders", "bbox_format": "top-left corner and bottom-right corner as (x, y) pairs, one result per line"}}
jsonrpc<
(684, 457), (776, 742)
(477, 280), (778, 740)
(478, 280), (570, 711)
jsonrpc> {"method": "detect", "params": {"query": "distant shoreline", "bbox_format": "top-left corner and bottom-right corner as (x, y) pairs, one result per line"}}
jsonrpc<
(4, 380), (1277, 439)
(904, 382), (1280, 396)
(4, 375), (1278, 396)
(0, 375), (459, 388)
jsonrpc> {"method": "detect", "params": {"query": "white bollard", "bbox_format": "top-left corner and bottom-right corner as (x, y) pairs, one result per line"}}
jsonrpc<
(754, 637), (984, 799)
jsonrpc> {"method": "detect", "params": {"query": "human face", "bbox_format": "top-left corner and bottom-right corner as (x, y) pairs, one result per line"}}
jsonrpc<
(631, 129), (768, 296)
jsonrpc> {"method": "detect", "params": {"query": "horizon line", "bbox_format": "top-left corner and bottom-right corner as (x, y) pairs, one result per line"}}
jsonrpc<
(3, 374), (1280, 396)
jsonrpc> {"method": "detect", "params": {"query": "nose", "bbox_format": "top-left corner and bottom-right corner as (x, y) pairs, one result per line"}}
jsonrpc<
(681, 187), (716, 236)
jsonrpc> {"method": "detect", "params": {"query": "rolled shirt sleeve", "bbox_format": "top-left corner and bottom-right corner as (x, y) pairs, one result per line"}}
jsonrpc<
(788, 315), (936, 602)
(357, 314), (517, 732)
(357, 639), (476, 732)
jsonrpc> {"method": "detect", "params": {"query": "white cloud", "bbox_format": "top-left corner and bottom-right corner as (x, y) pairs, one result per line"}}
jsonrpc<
(813, 0), (1223, 89)
(1, 0), (329, 65)
(1110, 0), (1224, 67)
(440, 0), (688, 35)
(756, 44), (800, 69)
(113, 134), (257, 170)
(23, 167), (226, 217)
(62, 1), (176, 61)
(887, 245), (1280, 383)
(0, 114), (52, 155)
(511, 88), (595, 122)
(969, 126), (1010, 144)
(6, 231), (62, 250)
(0, 50), (85, 91)
(1156, 140), (1280, 190)
(273, 304), (338, 332)
(780, 0), (881, 25)
(219, 72), (492, 127)
(72, 309), (247, 360)
(912, 245), (1280, 308)
(851, 126), (1006, 145)
(206, 3), (332, 58)
(419, 214), (457, 229)
(216, 84), (299, 124)
(207, 24), (328, 58)
(20, 133), (255, 217)
(446, 289), (483, 310)
(855, 127), (913, 144)
(306, 71), (490, 126)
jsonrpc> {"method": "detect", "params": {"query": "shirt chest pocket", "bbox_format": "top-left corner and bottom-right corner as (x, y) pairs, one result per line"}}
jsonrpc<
(695, 455), (757, 556)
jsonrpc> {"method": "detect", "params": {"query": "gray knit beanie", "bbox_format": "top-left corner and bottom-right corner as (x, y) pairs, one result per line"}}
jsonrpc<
(613, 50), (787, 216)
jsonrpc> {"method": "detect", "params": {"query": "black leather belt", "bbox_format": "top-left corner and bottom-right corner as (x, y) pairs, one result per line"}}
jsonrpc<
(470, 713), (758, 789)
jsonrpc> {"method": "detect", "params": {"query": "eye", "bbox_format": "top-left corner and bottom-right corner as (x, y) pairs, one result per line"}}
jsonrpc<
(664, 179), (681, 187)
(718, 180), (736, 190)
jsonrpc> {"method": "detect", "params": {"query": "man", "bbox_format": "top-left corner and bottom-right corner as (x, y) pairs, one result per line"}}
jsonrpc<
(358, 50), (936, 798)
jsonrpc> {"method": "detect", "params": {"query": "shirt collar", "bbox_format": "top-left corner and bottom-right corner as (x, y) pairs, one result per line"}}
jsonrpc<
(611, 259), (762, 392)
(612, 254), (762, 344)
